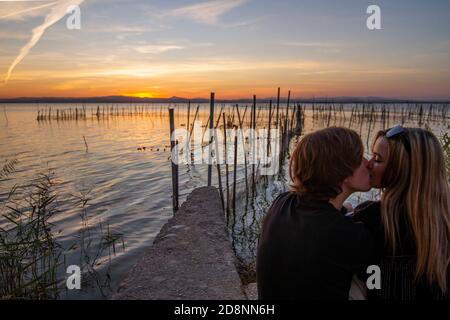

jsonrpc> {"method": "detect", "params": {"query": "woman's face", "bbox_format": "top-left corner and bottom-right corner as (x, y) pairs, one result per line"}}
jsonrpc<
(368, 136), (389, 188)
(345, 157), (371, 192)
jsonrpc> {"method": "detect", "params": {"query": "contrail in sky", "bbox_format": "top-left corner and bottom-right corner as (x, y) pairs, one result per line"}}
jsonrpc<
(0, 0), (61, 20)
(2, 0), (85, 85)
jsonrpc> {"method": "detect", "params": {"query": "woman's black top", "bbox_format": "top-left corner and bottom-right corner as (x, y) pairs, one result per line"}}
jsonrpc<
(256, 191), (376, 300)
(353, 201), (450, 300)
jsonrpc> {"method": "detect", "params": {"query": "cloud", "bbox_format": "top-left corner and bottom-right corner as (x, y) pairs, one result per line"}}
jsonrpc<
(108, 24), (169, 41)
(168, 0), (249, 25)
(134, 44), (185, 54)
(278, 41), (345, 54)
(279, 42), (339, 48)
(0, 30), (29, 40)
(109, 26), (147, 33)
(67, 58), (322, 79)
(131, 40), (213, 55)
(0, 0), (60, 21)
(2, 0), (85, 85)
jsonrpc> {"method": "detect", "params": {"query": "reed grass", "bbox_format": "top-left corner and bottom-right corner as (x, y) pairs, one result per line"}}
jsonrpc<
(0, 171), (62, 299)
(72, 189), (124, 297)
(0, 159), (18, 180)
(1, 166), (124, 299)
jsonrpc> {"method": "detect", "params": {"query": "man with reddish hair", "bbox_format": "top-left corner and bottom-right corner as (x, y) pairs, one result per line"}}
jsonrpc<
(257, 127), (375, 300)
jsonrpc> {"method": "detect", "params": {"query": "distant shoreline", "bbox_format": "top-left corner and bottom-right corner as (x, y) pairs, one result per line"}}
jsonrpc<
(0, 96), (449, 104)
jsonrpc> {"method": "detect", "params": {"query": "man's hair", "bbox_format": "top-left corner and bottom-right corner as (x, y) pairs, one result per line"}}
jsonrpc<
(289, 127), (364, 200)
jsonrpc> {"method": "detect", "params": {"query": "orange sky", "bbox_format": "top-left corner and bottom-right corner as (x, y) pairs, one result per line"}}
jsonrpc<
(1, 0), (449, 100)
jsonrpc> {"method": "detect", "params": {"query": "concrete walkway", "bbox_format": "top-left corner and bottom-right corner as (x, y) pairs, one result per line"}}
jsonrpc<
(113, 186), (247, 300)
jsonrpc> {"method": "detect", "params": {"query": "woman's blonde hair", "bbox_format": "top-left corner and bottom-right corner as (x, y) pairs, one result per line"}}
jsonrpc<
(376, 127), (450, 293)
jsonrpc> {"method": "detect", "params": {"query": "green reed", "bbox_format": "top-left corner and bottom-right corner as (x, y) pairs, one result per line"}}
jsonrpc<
(72, 189), (124, 297)
(0, 170), (62, 299)
(1, 163), (125, 299)
(0, 159), (18, 180)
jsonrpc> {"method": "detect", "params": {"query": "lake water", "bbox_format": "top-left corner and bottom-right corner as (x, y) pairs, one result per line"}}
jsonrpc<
(0, 102), (448, 299)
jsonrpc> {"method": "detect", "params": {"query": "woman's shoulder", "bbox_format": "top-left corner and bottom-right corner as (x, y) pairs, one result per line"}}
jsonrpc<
(354, 200), (381, 213)
(352, 201), (381, 222)
(351, 200), (383, 243)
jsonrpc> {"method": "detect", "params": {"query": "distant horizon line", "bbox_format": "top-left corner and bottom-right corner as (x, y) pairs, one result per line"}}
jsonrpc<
(0, 95), (449, 104)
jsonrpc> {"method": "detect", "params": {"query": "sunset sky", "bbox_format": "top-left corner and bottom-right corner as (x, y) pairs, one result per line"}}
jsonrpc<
(0, 0), (449, 99)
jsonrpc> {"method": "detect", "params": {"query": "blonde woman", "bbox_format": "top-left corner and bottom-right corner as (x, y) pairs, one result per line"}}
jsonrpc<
(353, 125), (450, 300)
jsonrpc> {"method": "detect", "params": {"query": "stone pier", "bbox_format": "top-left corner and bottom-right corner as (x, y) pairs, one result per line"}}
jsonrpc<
(113, 186), (251, 300)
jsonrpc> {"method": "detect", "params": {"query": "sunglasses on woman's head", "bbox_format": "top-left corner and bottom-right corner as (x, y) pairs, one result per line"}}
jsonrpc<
(386, 124), (405, 138)
(385, 124), (411, 155)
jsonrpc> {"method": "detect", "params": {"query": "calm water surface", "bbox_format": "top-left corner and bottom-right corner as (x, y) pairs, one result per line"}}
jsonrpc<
(0, 103), (447, 298)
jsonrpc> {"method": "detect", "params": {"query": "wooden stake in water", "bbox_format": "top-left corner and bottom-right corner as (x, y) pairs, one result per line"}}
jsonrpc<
(208, 92), (215, 186)
(223, 114), (230, 216)
(186, 101), (191, 164)
(289, 102), (296, 137)
(3, 105), (8, 125)
(285, 90), (291, 145)
(252, 95), (256, 196)
(295, 104), (303, 135)
(214, 118), (225, 210)
(264, 100), (273, 186)
(169, 108), (179, 211)
(267, 100), (273, 157)
(235, 104), (249, 199)
(276, 87), (280, 128)
(83, 136), (89, 153)
(188, 105), (200, 142)
(232, 134), (238, 217)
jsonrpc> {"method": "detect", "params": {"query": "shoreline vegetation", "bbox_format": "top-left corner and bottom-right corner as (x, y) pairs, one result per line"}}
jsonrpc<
(0, 162), (124, 299)
(1, 96), (450, 104)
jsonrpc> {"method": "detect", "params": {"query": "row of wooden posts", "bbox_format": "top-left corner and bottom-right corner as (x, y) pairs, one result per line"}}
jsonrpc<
(168, 89), (304, 214)
(36, 101), (448, 127)
(310, 102), (449, 150)
(36, 105), (170, 121)
(310, 102), (448, 129)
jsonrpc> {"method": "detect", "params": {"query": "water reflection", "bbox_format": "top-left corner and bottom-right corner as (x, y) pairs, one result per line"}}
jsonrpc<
(0, 102), (447, 298)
